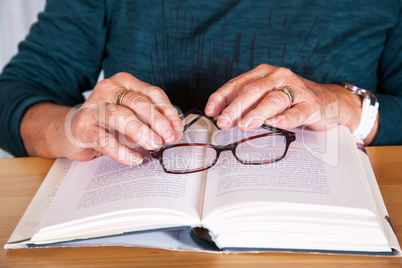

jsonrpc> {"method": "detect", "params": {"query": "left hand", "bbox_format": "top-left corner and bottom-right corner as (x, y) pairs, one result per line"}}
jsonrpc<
(205, 64), (368, 139)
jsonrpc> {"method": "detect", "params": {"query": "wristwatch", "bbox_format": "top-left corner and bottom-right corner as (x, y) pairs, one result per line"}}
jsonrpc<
(336, 82), (379, 140)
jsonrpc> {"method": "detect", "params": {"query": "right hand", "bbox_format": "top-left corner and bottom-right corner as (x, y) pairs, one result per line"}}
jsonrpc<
(64, 72), (183, 165)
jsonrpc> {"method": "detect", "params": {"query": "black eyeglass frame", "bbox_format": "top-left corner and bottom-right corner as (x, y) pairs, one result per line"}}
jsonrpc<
(149, 108), (296, 174)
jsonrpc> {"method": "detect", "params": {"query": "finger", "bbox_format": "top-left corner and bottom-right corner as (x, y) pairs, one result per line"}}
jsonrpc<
(120, 92), (178, 144)
(216, 77), (278, 130)
(153, 103), (183, 141)
(268, 103), (316, 130)
(238, 89), (292, 132)
(97, 73), (183, 140)
(123, 76), (183, 138)
(92, 124), (143, 166)
(98, 102), (164, 150)
(205, 64), (272, 117)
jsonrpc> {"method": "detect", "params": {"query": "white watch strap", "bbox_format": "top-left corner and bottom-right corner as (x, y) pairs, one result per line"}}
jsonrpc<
(353, 97), (379, 140)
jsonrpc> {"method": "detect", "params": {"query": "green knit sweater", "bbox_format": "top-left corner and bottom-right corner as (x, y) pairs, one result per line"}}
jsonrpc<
(1, 0), (401, 156)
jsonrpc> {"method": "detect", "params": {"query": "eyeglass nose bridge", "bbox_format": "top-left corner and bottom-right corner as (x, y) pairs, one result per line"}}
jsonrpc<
(214, 143), (235, 152)
(212, 143), (237, 162)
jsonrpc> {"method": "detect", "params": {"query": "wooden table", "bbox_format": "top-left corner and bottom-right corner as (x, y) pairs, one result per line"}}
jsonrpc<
(1, 147), (402, 267)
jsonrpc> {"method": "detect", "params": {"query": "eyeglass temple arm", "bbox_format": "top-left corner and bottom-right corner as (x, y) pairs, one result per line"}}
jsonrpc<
(179, 108), (295, 139)
(180, 108), (220, 132)
(260, 124), (295, 134)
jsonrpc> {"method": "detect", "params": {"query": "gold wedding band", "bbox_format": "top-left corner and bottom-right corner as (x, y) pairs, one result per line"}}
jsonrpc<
(275, 87), (295, 108)
(116, 89), (130, 106)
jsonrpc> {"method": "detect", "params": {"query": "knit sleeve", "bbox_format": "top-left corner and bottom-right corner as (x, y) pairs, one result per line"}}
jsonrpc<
(0, 0), (107, 156)
(372, 0), (402, 145)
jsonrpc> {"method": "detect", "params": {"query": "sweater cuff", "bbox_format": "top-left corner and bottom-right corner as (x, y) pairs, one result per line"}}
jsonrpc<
(0, 80), (77, 157)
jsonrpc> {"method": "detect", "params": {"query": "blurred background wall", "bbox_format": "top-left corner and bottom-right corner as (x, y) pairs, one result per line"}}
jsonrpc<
(0, 0), (46, 157)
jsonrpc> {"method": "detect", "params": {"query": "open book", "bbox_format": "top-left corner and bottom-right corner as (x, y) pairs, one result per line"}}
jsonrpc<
(5, 119), (401, 256)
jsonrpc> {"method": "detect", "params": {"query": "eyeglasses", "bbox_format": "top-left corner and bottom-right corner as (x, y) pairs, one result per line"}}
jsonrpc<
(149, 108), (296, 174)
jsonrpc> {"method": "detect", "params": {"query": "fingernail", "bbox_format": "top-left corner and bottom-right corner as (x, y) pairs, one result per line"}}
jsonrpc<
(165, 136), (175, 143)
(275, 120), (285, 129)
(267, 118), (278, 127)
(248, 120), (262, 129)
(217, 119), (229, 129)
(217, 114), (233, 129)
(171, 119), (183, 135)
(163, 129), (176, 143)
(150, 136), (163, 149)
(239, 119), (261, 130)
(205, 102), (215, 115)
(129, 154), (143, 166)
(238, 117), (252, 128)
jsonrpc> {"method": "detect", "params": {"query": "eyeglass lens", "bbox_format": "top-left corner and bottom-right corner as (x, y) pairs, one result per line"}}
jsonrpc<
(235, 134), (287, 164)
(161, 145), (217, 173)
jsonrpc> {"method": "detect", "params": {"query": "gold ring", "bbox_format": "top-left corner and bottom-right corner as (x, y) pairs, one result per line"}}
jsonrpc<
(275, 87), (294, 108)
(116, 89), (130, 106)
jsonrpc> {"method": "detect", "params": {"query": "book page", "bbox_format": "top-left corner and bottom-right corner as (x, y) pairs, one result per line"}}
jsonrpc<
(36, 125), (210, 230)
(5, 158), (72, 248)
(348, 139), (401, 255)
(202, 126), (369, 218)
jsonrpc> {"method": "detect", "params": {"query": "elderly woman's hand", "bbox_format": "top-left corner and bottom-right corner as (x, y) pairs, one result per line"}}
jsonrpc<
(21, 72), (183, 166)
(65, 72), (183, 165)
(205, 64), (378, 144)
